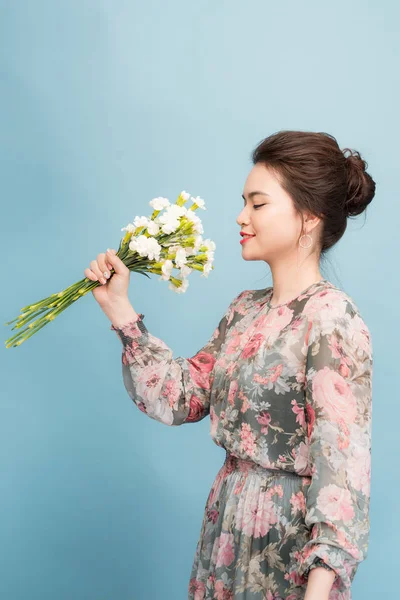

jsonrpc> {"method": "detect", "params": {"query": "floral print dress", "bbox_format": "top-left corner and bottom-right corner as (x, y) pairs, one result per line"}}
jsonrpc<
(111, 279), (373, 600)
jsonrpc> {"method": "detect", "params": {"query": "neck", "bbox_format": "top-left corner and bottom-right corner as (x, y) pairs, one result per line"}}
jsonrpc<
(269, 263), (323, 306)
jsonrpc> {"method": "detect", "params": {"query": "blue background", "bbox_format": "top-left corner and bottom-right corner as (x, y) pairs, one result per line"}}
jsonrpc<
(1, 1), (397, 599)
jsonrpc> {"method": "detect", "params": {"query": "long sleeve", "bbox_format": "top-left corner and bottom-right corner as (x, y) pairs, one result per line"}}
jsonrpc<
(297, 297), (373, 594)
(111, 292), (244, 426)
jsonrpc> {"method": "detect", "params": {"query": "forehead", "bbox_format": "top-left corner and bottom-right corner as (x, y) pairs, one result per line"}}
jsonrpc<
(242, 164), (280, 195)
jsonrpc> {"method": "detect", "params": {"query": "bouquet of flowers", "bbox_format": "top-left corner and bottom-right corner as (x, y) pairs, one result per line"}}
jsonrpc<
(5, 191), (215, 348)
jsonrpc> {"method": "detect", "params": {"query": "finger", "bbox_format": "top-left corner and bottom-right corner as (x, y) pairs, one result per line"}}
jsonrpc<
(84, 268), (98, 282)
(105, 249), (129, 276)
(105, 248), (116, 270)
(90, 260), (106, 284)
(97, 253), (112, 280)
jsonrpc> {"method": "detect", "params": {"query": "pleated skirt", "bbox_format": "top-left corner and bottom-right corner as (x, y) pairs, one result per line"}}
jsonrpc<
(188, 452), (313, 600)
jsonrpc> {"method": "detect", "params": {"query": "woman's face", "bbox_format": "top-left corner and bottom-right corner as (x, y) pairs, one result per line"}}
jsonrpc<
(236, 163), (305, 262)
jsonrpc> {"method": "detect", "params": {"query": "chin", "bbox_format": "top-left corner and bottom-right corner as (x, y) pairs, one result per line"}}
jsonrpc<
(240, 251), (258, 261)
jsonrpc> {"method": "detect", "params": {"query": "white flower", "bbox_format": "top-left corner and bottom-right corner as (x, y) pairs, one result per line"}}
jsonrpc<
(206, 250), (215, 262)
(133, 216), (150, 229)
(180, 190), (190, 200)
(149, 196), (170, 211)
(201, 262), (213, 278)
(157, 205), (186, 235)
(145, 237), (162, 261)
(193, 235), (203, 253)
(191, 195), (206, 209)
(169, 278), (189, 293)
(184, 246), (196, 256)
(180, 264), (192, 278)
(161, 219), (180, 234)
(146, 220), (160, 236)
(165, 204), (187, 219)
(121, 223), (136, 233)
(129, 235), (144, 253)
(185, 211), (203, 234)
(160, 259), (173, 281)
(129, 235), (161, 261)
(174, 247), (187, 268)
(202, 238), (216, 252)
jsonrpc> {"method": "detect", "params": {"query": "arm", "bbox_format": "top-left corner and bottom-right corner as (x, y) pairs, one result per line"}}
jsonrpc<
(298, 298), (373, 596)
(110, 292), (244, 426)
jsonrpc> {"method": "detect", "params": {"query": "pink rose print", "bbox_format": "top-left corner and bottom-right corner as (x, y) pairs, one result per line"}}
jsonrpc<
(241, 333), (265, 359)
(216, 532), (235, 568)
(214, 579), (234, 600)
(290, 491), (306, 515)
(302, 289), (343, 321)
(291, 399), (306, 427)
(257, 411), (271, 434)
(239, 423), (256, 455)
(122, 341), (139, 365)
(225, 333), (242, 355)
(238, 389), (250, 413)
(305, 403), (315, 438)
(188, 578), (206, 600)
(236, 489), (278, 538)
(162, 378), (181, 408)
(188, 351), (215, 390)
(312, 366), (357, 424)
(137, 363), (163, 403)
(118, 320), (143, 339)
(228, 380), (238, 405)
(316, 484), (355, 522)
(186, 395), (206, 422)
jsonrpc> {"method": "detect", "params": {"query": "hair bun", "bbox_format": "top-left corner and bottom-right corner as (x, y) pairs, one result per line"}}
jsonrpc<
(342, 148), (376, 217)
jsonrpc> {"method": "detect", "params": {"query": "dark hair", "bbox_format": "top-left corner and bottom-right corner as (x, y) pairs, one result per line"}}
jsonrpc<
(251, 130), (376, 254)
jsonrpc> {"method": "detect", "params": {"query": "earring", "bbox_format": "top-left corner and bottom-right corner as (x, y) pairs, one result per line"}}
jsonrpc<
(299, 233), (312, 249)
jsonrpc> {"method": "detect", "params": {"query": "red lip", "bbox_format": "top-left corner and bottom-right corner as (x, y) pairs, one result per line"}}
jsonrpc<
(240, 235), (255, 245)
(240, 231), (255, 237)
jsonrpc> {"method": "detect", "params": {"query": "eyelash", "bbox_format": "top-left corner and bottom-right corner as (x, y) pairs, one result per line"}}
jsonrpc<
(253, 204), (266, 209)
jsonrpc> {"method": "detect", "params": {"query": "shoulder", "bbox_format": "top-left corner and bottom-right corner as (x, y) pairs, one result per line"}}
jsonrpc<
(229, 287), (268, 309)
(224, 289), (261, 324)
(305, 284), (372, 353)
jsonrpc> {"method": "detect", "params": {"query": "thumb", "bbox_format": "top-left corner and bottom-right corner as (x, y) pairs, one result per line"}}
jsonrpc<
(106, 249), (129, 275)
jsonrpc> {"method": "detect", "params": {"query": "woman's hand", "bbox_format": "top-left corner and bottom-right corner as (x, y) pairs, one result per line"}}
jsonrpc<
(84, 248), (131, 311)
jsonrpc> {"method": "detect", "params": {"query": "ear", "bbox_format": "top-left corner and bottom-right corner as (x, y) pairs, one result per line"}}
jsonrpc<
(303, 212), (322, 232)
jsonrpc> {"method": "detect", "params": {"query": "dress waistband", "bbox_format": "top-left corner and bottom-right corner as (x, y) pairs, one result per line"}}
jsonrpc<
(224, 452), (311, 481)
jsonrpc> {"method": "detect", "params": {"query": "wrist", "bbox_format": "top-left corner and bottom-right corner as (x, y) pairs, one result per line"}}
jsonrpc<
(304, 566), (335, 600)
(105, 301), (139, 328)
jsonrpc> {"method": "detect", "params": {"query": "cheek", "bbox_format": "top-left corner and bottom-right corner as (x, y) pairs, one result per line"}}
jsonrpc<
(256, 209), (298, 242)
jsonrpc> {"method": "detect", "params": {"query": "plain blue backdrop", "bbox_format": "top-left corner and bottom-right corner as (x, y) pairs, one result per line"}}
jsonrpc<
(1, 1), (397, 599)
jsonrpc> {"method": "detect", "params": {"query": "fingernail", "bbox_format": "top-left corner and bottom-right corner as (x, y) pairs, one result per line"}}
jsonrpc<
(100, 278), (106, 284)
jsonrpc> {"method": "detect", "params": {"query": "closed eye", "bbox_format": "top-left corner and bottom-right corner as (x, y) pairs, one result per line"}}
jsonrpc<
(253, 204), (266, 209)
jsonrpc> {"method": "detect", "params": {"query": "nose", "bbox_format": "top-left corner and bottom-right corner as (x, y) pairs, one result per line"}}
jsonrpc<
(236, 206), (249, 227)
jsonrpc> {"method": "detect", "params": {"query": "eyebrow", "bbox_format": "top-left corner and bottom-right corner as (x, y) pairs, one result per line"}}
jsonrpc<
(242, 191), (270, 203)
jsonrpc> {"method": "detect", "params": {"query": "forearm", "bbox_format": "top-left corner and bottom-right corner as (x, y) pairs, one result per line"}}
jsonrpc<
(104, 300), (140, 328)
(304, 567), (336, 600)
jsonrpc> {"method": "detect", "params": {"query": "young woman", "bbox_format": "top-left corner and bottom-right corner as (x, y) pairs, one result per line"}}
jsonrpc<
(84, 130), (375, 600)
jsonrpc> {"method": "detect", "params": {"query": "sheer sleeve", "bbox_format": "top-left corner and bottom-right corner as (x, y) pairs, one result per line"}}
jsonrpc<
(110, 291), (244, 426)
(296, 297), (373, 593)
